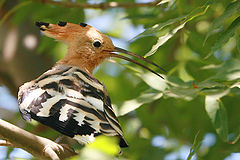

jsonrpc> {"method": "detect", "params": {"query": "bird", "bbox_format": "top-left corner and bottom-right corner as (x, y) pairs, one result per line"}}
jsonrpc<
(18, 21), (165, 148)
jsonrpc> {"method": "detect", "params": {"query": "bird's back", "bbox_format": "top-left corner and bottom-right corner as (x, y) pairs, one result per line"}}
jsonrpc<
(18, 65), (128, 147)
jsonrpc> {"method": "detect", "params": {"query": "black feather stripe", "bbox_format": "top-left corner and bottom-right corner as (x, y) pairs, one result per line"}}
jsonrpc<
(81, 89), (104, 100)
(105, 96), (112, 108)
(35, 67), (71, 83)
(67, 108), (77, 119)
(106, 115), (122, 133)
(29, 111), (96, 137)
(59, 79), (83, 93)
(104, 104), (118, 121)
(119, 137), (129, 148)
(49, 99), (66, 116)
(100, 129), (112, 134)
(75, 69), (98, 82)
(94, 132), (101, 137)
(29, 98), (97, 137)
(66, 100), (106, 121)
(59, 79), (73, 86)
(42, 82), (62, 92)
(100, 123), (113, 130)
(72, 73), (105, 100)
(85, 116), (94, 121)
(72, 74), (91, 88)
(83, 120), (91, 126)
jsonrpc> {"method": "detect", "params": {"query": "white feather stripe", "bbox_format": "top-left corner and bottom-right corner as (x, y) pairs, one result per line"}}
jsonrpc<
(21, 88), (45, 110)
(37, 67), (73, 86)
(59, 103), (101, 128)
(100, 130), (117, 136)
(37, 95), (63, 117)
(85, 96), (104, 111)
(84, 113), (97, 120)
(67, 97), (96, 110)
(73, 109), (85, 126)
(46, 89), (62, 97)
(36, 66), (73, 84)
(73, 134), (95, 144)
(86, 120), (101, 132)
(59, 104), (75, 122)
(64, 87), (84, 99)
(74, 72), (104, 91)
(37, 75), (63, 87)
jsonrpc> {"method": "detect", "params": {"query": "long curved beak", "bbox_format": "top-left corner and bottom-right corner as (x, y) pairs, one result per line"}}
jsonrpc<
(108, 47), (165, 79)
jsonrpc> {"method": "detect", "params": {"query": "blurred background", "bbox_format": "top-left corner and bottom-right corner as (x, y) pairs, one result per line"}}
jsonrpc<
(0, 0), (240, 159)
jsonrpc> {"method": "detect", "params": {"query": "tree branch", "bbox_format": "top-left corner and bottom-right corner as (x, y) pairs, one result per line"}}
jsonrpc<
(33, 0), (163, 9)
(0, 119), (77, 160)
(0, 140), (15, 147)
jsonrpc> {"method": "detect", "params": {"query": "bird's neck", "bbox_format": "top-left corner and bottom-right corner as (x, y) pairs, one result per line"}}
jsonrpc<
(56, 57), (94, 74)
(56, 49), (105, 74)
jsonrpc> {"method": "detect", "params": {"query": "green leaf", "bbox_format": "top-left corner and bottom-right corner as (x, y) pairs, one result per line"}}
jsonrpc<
(164, 87), (198, 101)
(118, 92), (163, 116)
(237, 35), (240, 55)
(137, 72), (168, 91)
(145, 22), (186, 57)
(131, 15), (186, 40)
(187, 131), (202, 160)
(158, 0), (172, 5)
(204, 0), (240, 43)
(142, 3), (209, 57)
(197, 80), (225, 89)
(205, 96), (228, 142)
(132, 0), (212, 42)
(205, 16), (240, 58)
(162, 76), (200, 100)
(178, 62), (194, 81)
(210, 58), (240, 81)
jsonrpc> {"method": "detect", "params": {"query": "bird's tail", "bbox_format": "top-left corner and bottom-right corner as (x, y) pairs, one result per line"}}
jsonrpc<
(119, 137), (128, 148)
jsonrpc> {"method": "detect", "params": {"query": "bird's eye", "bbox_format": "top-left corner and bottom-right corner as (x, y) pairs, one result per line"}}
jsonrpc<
(93, 41), (102, 48)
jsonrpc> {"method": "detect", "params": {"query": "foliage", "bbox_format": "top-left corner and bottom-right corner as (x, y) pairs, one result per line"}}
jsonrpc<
(1, 0), (240, 159)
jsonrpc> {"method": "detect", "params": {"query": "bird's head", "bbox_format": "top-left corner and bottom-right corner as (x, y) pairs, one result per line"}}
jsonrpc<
(36, 21), (164, 78)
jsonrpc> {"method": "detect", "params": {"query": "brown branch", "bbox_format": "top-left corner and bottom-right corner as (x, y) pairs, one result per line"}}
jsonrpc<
(33, 0), (163, 9)
(0, 119), (77, 160)
(0, 140), (15, 147)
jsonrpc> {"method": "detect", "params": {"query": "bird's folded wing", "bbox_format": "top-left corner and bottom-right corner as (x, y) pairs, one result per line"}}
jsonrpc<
(18, 65), (123, 140)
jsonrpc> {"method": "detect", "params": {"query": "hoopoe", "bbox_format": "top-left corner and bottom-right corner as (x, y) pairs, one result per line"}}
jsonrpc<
(18, 21), (164, 148)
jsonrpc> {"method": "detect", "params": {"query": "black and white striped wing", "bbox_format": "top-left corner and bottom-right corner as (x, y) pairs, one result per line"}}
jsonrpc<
(18, 65), (128, 147)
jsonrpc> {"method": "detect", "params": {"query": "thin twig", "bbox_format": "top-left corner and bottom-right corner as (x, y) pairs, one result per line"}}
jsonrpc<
(33, 0), (163, 9)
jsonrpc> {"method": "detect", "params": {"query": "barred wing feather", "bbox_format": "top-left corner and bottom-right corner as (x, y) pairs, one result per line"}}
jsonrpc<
(18, 65), (128, 147)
